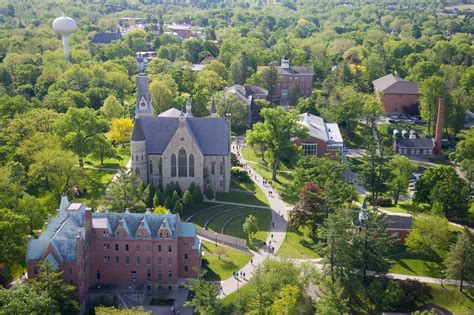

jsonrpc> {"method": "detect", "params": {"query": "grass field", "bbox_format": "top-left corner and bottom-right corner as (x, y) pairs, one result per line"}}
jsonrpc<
(201, 240), (251, 281)
(223, 208), (272, 249)
(221, 283), (252, 308)
(277, 226), (319, 259)
(84, 145), (130, 169)
(428, 284), (474, 315)
(387, 252), (443, 278)
(227, 177), (269, 206)
(72, 169), (116, 207)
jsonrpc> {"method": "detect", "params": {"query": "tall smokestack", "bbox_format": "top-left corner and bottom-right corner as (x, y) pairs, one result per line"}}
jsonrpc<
(434, 98), (445, 155)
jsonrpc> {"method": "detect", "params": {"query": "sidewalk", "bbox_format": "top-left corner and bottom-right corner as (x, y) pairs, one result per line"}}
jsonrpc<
(218, 140), (290, 298)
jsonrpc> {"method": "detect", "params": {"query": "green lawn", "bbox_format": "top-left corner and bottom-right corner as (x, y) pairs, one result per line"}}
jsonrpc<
(201, 240), (251, 281)
(206, 207), (262, 234)
(84, 145), (131, 169)
(387, 252), (443, 278)
(215, 191), (269, 207)
(221, 283), (252, 307)
(229, 177), (269, 206)
(428, 284), (474, 314)
(184, 204), (229, 227)
(223, 208), (272, 250)
(277, 226), (319, 259)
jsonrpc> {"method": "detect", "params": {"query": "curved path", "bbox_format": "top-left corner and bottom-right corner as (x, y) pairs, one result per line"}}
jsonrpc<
(203, 207), (244, 229)
(185, 204), (226, 222)
(218, 138), (290, 298)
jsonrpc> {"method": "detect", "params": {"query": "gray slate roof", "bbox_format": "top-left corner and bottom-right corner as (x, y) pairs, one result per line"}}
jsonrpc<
(372, 74), (419, 95)
(396, 138), (434, 148)
(92, 32), (121, 44)
(224, 84), (268, 106)
(131, 115), (230, 155)
(136, 73), (151, 107)
(275, 66), (314, 75)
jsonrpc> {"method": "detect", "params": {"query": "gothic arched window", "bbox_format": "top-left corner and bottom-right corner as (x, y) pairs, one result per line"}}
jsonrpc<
(149, 161), (153, 175)
(171, 154), (176, 177)
(220, 161), (224, 175)
(135, 168), (140, 176)
(189, 154), (195, 177)
(178, 148), (187, 177)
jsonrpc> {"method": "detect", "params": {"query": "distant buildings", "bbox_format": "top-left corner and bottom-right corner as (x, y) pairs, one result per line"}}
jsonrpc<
(393, 98), (445, 156)
(224, 84), (268, 126)
(273, 56), (314, 106)
(296, 113), (344, 157)
(131, 74), (231, 193)
(164, 23), (203, 39)
(372, 74), (420, 114)
(26, 197), (201, 309)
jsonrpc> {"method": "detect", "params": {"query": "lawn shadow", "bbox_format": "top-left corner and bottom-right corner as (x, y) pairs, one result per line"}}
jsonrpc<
(392, 258), (417, 274)
(202, 258), (221, 281)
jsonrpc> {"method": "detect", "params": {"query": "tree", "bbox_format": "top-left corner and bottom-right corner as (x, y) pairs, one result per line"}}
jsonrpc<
(290, 182), (327, 240)
(17, 194), (47, 233)
(95, 306), (150, 315)
(215, 246), (227, 261)
(28, 148), (81, 202)
(243, 215), (258, 241)
(270, 284), (301, 315)
(30, 261), (79, 315)
(55, 107), (109, 167)
(174, 200), (183, 215)
(211, 92), (247, 130)
(149, 77), (177, 114)
(192, 185), (204, 204)
(316, 279), (350, 315)
(183, 190), (193, 208)
(91, 136), (116, 165)
(153, 185), (164, 206)
(102, 171), (146, 212)
(288, 83), (302, 107)
(0, 284), (55, 315)
(406, 216), (451, 261)
(230, 51), (251, 84)
(0, 208), (28, 285)
(444, 228), (474, 292)
(246, 107), (308, 181)
(184, 268), (221, 315)
(388, 155), (415, 204)
(100, 95), (124, 120)
(205, 186), (214, 200)
(108, 118), (133, 145)
(419, 76), (450, 136)
(361, 95), (384, 133)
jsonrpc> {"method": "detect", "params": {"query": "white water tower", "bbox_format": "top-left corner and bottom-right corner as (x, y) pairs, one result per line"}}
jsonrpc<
(52, 14), (77, 60)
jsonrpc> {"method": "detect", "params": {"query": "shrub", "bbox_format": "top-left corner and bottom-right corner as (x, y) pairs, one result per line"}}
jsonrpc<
(231, 168), (250, 182)
(205, 186), (215, 200)
(183, 190), (193, 208)
(174, 200), (183, 215)
(231, 152), (241, 167)
(192, 185), (204, 204)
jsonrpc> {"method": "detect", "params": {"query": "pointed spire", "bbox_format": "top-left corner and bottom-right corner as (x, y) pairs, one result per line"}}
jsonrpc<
(135, 73), (153, 117)
(210, 98), (217, 118)
(186, 99), (192, 115)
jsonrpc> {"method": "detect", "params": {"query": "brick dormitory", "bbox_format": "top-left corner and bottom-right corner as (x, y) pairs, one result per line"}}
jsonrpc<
(26, 196), (202, 309)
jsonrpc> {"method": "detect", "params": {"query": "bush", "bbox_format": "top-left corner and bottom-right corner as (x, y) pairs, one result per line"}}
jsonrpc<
(231, 168), (250, 182)
(174, 200), (183, 215)
(231, 152), (241, 167)
(183, 190), (193, 207)
(205, 186), (215, 200)
(192, 185), (204, 204)
(367, 196), (392, 207)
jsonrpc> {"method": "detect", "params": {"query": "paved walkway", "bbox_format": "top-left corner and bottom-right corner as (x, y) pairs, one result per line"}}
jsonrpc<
(218, 139), (290, 298)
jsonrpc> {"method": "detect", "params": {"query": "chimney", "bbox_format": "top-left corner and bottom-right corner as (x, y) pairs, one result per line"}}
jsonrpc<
(434, 98), (445, 155)
(210, 99), (217, 118)
(186, 99), (192, 116)
(85, 207), (92, 230)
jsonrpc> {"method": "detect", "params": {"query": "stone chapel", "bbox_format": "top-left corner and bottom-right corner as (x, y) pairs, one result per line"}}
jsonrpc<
(130, 73), (231, 192)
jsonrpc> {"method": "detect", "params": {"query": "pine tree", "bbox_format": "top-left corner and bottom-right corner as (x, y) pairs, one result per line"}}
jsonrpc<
(154, 185), (164, 206)
(171, 191), (179, 211)
(192, 185), (204, 204)
(174, 182), (182, 197)
(444, 228), (474, 292)
(205, 186), (214, 200)
(183, 190), (193, 208)
(188, 182), (196, 195)
(144, 184), (155, 208)
(174, 200), (183, 215)
(164, 196), (172, 211)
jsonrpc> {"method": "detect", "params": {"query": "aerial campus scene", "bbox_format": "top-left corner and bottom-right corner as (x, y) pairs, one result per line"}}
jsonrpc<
(0, 0), (473, 314)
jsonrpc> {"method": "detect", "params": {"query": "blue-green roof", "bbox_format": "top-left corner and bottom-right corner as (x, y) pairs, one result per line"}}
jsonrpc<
(178, 222), (196, 237)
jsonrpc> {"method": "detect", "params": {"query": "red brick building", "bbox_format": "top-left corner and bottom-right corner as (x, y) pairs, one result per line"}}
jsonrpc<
(372, 74), (419, 114)
(296, 113), (344, 157)
(26, 197), (201, 310)
(272, 56), (314, 105)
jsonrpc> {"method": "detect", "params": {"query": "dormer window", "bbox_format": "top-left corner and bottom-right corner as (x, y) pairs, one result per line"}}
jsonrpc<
(160, 232), (163, 238)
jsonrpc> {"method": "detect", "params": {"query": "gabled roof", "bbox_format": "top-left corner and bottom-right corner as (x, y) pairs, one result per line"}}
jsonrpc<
(133, 115), (230, 155)
(131, 117), (146, 141)
(372, 74), (419, 95)
(92, 32), (121, 44)
(299, 113), (343, 145)
(224, 85), (268, 107)
(275, 65), (314, 75)
(159, 108), (184, 117)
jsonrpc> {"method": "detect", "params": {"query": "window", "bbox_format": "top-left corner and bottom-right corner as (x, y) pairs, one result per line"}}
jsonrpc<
(135, 168), (140, 176)
(147, 270), (151, 281)
(146, 244), (151, 252)
(96, 270), (101, 280)
(136, 155), (138, 161)
(220, 180), (224, 187)
(168, 245), (172, 253)
(158, 271), (162, 280)
(219, 161), (223, 175)
(189, 154), (195, 177)
(158, 245), (162, 252)
(178, 148), (187, 177)
(125, 244), (129, 252)
(136, 256), (141, 265)
(104, 243), (109, 250)
(302, 143), (317, 156)
(184, 253), (188, 260)
(171, 153), (177, 177)
(68, 267), (73, 275)
(211, 162), (215, 175)
(149, 161), (153, 175)
(184, 266), (188, 272)
(126, 256), (130, 264)
(147, 257), (151, 265)
(168, 270), (172, 279)
(168, 257), (172, 265)
(115, 256), (119, 264)
(115, 244), (119, 251)
(136, 244), (140, 252)
(158, 257), (162, 264)
(104, 256), (110, 263)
